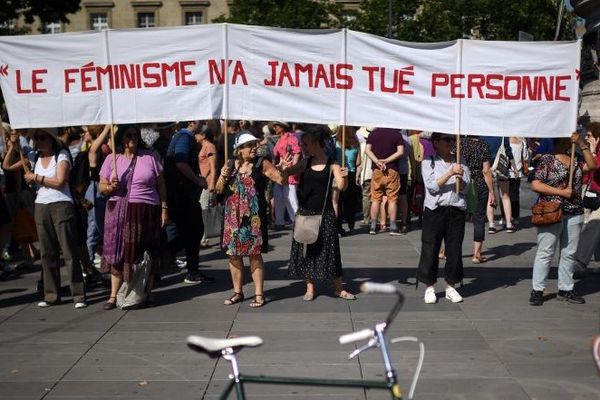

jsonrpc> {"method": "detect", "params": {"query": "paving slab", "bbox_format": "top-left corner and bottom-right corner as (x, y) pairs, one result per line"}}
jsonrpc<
(1, 192), (600, 399)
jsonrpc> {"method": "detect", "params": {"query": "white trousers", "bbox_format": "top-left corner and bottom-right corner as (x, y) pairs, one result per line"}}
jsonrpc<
(273, 184), (298, 225)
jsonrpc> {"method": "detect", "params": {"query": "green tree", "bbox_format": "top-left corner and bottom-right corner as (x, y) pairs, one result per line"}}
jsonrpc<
(213, 0), (346, 29)
(0, 0), (81, 35)
(353, 0), (576, 42)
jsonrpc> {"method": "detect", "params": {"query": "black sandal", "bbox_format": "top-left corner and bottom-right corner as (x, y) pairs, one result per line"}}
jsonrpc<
(224, 292), (244, 305)
(249, 294), (265, 308)
(103, 296), (116, 310)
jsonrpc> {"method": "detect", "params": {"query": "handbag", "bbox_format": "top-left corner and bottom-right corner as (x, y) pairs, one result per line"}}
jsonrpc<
(293, 164), (333, 245)
(103, 157), (137, 267)
(531, 200), (563, 226)
(202, 204), (223, 238)
(582, 180), (600, 211)
(491, 137), (510, 180)
(11, 207), (38, 243)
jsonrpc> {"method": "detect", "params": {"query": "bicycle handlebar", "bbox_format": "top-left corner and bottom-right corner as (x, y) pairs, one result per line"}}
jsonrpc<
(339, 328), (375, 345)
(360, 282), (398, 295)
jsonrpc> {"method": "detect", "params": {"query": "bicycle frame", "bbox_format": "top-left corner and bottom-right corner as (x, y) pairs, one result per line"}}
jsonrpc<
(192, 284), (422, 400)
(218, 326), (403, 400)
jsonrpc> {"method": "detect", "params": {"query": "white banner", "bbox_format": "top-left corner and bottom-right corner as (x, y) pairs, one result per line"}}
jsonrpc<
(0, 24), (581, 137)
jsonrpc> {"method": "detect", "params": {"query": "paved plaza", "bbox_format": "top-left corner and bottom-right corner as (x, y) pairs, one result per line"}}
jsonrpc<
(1, 192), (600, 400)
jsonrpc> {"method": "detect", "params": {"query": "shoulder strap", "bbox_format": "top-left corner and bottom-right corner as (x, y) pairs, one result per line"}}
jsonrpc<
(430, 156), (435, 169)
(320, 162), (333, 215)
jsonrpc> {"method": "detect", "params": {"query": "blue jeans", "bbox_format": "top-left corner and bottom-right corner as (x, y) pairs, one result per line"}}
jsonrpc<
(85, 182), (107, 261)
(532, 213), (583, 292)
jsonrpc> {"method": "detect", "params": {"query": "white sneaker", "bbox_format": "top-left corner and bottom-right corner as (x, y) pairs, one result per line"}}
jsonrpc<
(37, 301), (51, 308)
(424, 287), (437, 304)
(498, 218), (504, 226)
(445, 286), (463, 303)
(74, 302), (87, 309)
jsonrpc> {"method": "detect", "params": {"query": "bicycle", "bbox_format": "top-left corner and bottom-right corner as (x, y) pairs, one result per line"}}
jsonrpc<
(187, 282), (425, 400)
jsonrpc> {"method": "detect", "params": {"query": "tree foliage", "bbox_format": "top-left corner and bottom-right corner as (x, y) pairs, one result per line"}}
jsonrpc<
(0, 0), (81, 35)
(220, 0), (576, 41)
(351, 0), (576, 42)
(213, 0), (346, 29)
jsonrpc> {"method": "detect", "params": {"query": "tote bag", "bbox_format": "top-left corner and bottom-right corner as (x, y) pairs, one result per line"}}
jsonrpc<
(491, 138), (510, 180)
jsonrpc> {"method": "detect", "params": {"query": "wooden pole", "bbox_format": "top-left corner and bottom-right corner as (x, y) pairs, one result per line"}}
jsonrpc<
(109, 124), (117, 178)
(341, 125), (346, 168)
(568, 142), (576, 189)
(455, 132), (461, 193)
(223, 119), (229, 161)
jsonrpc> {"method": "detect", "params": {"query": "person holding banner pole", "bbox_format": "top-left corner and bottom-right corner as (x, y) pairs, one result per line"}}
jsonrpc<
(417, 132), (470, 304)
(99, 125), (167, 310)
(216, 132), (289, 308)
(286, 126), (355, 301)
(5, 127), (87, 308)
(529, 133), (596, 306)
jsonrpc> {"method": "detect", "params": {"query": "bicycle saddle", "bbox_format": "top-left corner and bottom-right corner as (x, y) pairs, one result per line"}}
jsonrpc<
(187, 335), (264, 358)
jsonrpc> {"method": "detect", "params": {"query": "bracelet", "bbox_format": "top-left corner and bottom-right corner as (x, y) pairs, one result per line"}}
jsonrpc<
(581, 146), (590, 152)
(162, 206), (168, 210)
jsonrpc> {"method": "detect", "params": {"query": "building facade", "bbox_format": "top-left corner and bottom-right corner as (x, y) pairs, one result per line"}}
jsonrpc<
(12, 0), (361, 34)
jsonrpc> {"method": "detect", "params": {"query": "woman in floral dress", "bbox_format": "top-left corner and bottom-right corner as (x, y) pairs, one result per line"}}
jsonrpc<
(216, 132), (288, 307)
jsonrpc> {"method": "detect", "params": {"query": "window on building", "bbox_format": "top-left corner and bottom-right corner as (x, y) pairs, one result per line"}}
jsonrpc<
(137, 12), (156, 28)
(90, 13), (109, 31)
(185, 11), (203, 25)
(42, 21), (62, 34)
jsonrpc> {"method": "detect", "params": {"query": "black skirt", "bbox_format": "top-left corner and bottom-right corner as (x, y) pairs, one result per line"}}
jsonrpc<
(288, 207), (342, 281)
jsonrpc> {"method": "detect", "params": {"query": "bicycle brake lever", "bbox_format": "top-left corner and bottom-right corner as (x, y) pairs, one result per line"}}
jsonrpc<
(348, 338), (377, 360)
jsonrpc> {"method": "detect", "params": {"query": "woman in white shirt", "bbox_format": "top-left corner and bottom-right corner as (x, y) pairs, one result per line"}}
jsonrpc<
(506, 137), (530, 226)
(417, 132), (470, 304)
(5, 127), (86, 308)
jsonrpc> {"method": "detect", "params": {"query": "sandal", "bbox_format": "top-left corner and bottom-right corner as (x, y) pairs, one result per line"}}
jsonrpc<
(335, 290), (357, 300)
(472, 255), (488, 264)
(303, 292), (315, 301)
(249, 294), (265, 308)
(103, 296), (116, 310)
(224, 292), (244, 306)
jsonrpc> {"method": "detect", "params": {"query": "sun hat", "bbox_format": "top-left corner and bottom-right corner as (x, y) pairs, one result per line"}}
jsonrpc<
(234, 131), (260, 149)
(271, 121), (289, 129)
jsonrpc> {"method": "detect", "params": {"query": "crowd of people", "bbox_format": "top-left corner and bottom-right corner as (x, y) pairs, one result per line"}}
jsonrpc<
(0, 115), (599, 308)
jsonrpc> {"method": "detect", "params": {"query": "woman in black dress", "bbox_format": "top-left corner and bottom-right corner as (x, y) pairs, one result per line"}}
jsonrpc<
(286, 126), (356, 301)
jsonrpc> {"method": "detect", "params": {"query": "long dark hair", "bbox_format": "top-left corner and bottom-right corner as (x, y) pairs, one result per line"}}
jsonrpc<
(115, 124), (146, 153)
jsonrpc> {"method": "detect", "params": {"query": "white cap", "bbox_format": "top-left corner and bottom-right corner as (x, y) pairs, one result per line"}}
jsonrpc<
(234, 132), (259, 149)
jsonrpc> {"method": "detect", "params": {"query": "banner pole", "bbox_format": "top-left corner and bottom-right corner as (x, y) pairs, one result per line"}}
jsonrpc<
(568, 142), (576, 189)
(102, 28), (117, 178)
(455, 133), (461, 193)
(341, 126), (346, 168)
(110, 124), (117, 176)
(223, 119), (229, 161)
(223, 23), (230, 162)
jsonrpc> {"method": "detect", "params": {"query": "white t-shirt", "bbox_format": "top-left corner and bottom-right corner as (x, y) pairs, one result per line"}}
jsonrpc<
(33, 149), (73, 204)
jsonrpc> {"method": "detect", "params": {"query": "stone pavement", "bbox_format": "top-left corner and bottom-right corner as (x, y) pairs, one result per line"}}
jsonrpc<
(1, 193), (600, 399)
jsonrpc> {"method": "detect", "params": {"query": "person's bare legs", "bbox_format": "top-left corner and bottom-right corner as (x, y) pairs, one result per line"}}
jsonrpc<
(249, 255), (264, 297)
(224, 256), (245, 305)
(498, 180), (513, 228)
(387, 201), (398, 230)
(228, 256), (244, 295)
(380, 197), (388, 228)
(108, 271), (123, 303)
(370, 200), (381, 232)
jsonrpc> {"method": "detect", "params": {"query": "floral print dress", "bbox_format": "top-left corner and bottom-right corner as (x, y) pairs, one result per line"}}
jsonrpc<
(221, 159), (269, 256)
